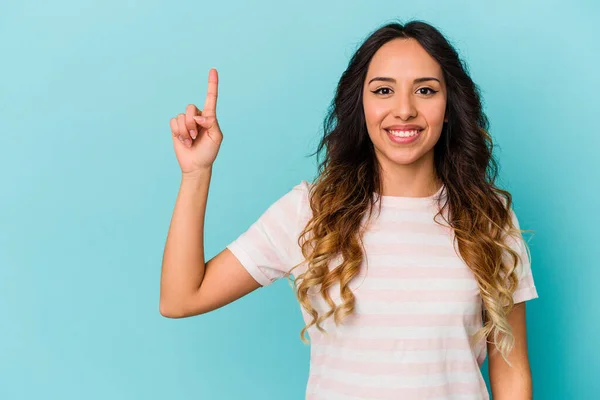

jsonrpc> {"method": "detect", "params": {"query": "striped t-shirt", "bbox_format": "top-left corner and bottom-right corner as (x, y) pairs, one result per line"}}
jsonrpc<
(227, 180), (538, 400)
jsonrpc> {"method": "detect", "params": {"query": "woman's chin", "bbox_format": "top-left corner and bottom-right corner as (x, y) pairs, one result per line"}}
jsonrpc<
(379, 146), (435, 167)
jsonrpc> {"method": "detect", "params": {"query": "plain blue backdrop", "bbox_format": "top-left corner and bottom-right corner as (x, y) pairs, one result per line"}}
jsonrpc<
(1, 0), (598, 399)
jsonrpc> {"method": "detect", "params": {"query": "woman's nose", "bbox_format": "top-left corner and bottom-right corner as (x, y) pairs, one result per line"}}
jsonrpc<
(392, 92), (417, 120)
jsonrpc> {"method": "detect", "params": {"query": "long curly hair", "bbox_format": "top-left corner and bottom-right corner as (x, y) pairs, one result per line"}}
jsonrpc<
(288, 20), (532, 364)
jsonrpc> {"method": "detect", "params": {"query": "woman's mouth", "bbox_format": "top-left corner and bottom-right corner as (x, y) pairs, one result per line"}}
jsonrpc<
(385, 128), (424, 144)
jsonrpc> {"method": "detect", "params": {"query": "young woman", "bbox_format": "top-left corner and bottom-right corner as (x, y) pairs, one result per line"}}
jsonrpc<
(161, 20), (538, 400)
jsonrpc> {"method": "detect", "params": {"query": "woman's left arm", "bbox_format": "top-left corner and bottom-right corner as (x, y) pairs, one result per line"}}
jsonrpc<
(488, 302), (533, 400)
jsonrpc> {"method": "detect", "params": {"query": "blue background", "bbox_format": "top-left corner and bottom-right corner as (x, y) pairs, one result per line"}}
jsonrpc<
(1, 0), (598, 398)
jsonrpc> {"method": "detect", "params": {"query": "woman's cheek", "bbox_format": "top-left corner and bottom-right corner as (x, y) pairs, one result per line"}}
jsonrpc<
(365, 101), (388, 127)
(422, 101), (446, 127)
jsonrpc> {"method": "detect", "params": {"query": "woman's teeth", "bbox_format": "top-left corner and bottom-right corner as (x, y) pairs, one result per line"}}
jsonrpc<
(387, 129), (421, 137)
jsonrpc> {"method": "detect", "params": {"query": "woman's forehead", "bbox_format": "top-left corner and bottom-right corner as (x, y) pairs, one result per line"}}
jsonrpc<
(367, 39), (443, 82)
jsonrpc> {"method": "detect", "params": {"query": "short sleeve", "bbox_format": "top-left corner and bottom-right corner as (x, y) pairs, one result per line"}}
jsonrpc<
(226, 181), (309, 287)
(506, 208), (539, 304)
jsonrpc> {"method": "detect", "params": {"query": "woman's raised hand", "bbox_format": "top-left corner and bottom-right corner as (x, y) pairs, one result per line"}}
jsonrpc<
(170, 68), (223, 175)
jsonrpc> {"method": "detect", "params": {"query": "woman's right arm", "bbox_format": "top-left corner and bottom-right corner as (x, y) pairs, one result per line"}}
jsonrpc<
(159, 169), (261, 318)
(159, 69), (261, 318)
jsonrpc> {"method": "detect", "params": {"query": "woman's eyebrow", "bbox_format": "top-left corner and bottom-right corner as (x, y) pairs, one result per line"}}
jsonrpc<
(368, 76), (441, 84)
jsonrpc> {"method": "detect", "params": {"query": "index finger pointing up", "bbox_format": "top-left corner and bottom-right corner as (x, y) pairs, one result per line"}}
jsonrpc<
(203, 68), (219, 116)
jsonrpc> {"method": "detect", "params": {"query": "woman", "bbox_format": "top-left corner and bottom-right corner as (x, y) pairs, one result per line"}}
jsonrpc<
(160, 20), (538, 400)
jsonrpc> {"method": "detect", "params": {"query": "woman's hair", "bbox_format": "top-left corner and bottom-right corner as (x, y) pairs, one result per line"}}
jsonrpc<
(288, 20), (531, 364)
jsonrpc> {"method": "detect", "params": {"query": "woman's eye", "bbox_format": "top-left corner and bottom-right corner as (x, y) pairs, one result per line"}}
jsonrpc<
(417, 87), (438, 95)
(373, 87), (438, 96)
(373, 87), (392, 95)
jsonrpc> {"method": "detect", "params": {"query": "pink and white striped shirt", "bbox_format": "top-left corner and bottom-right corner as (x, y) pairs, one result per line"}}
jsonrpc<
(227, 180), (538, 400)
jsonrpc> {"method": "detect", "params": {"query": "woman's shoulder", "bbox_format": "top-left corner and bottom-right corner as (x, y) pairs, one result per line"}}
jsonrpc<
(286, 180), (313, 221)
(284, 179), (313, 204)
(292, 179), (313, 193)
(270, 179), (312, 215)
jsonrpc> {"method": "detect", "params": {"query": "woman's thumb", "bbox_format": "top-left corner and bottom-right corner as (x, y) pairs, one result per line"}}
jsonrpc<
(193, 115), (216, 129)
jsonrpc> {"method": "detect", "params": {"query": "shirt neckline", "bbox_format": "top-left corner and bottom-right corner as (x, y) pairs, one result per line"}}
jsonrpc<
(375, 183), (446, 207)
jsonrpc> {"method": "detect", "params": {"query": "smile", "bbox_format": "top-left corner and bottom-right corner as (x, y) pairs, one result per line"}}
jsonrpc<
(385, 128), (424, 144)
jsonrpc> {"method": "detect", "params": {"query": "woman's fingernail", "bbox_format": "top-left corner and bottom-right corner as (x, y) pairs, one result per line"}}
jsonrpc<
(184, 138), (192, 147)
(178, 136), (184, 143)
(189, 130), (197, 139)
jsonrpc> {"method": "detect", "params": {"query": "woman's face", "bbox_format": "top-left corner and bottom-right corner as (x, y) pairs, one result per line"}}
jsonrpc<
(362, 38), (447, 170)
